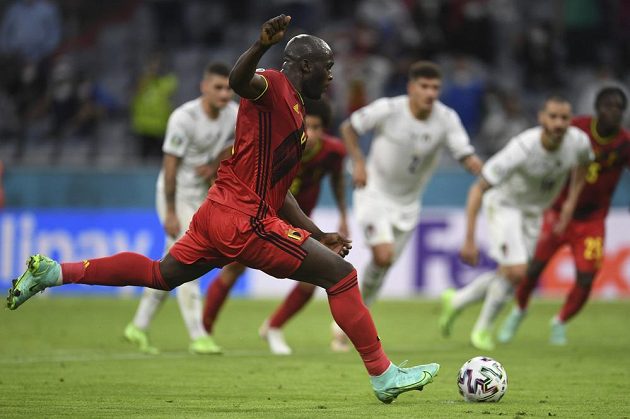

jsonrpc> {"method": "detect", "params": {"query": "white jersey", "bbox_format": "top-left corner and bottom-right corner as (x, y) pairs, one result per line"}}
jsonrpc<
(482, 126), (593, 213)
(157, 98), (238, 202)
(350, 96), (474, 206)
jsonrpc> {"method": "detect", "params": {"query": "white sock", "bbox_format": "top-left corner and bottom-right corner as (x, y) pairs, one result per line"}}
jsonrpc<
(360, 261), (389, 307)
(473, 275), (514, 332)
(176, 279), (207, 340)
(452, 271), (497, 310)
(132, 288), (169, 330)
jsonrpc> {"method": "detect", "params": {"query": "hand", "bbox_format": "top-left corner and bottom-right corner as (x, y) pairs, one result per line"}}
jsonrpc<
(164, 212), (181, 239)
(260, 15), (291, 47)
(195, 163), (218, 184)
(337, 218), (349, 238)
(353, 160), (367, 188)
(459, 239), (479, 266)
(552, 204), (572, 236)
(319, 232), (352, 258)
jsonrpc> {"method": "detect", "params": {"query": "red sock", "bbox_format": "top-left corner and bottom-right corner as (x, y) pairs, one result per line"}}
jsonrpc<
(269, 284), (315, 328)
(558, 283), (592, 322)
(326, 269), (390, 376)
(62, 252), (169, 290)
(516, 275), (538, 310)
(202, 276), (231, 334)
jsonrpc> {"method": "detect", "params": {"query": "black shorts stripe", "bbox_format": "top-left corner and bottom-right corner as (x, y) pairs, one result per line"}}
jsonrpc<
(269, 231), (307, 257)
(249, 217), (306, 261)
(256, 112), (272, 220)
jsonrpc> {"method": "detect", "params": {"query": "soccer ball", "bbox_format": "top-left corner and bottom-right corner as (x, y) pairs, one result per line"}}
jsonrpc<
(457, 356), (508, 402)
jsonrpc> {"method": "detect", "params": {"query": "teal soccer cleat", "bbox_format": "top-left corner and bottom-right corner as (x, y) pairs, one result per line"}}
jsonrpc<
(497, 306), (526, 343)
(371, 361), (440, 404)
(6, 255), (61, 310)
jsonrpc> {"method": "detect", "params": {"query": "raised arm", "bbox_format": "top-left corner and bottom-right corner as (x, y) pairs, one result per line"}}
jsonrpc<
(340, 119), (367, 188)
(229, 15), (291, 99)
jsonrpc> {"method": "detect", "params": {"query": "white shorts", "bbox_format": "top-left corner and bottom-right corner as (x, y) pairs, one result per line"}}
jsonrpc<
(354, 188), (418, 249)
(156, 190), (205, 251)
(483, 197), (541, 266)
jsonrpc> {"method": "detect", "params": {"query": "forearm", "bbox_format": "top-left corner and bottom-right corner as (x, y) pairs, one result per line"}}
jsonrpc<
(464, 181), (485, 242)
(164, 175), (176, 213)
(331, 173), (348, 220)
(340, 120), (364, 164)
(562, 164), (587, 214)
(461, 154), (483, 176)
(279, 192), (324, 240)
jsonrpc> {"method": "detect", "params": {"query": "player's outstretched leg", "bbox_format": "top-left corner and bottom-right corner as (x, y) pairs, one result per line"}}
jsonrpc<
(7, 255), (61, 310)
(290, 238), (440, 403)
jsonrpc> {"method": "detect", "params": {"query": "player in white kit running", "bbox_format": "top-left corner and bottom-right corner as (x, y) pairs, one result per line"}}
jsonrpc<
(123, 63), (241, 354)
(439, 96), (594, 351)
(335, 61), (483, 350)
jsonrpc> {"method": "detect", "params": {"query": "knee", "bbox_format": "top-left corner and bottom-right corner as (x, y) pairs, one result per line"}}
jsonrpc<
(576, 271), (595, 288)
(372, 247), (394, 268)
(220, 263), (244, 286)
(501, 265), (527, 285)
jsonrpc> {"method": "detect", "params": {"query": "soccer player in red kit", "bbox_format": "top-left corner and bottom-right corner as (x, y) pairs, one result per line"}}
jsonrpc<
(202, 97), (349, 355)
(498, 87), (630, 345)
(7, 15), (439, 403)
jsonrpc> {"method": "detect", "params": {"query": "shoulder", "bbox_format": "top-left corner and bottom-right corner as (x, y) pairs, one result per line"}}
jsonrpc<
(566, 126), (590, 144)
(322, 135), (347, 156)
(171, 99), (200, 123)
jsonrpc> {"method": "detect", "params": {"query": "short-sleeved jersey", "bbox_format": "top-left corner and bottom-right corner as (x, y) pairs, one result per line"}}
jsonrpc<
(482, 126), (593, 212)
(550, 116), (630, 220)
(208, 69), (306, 218)
(350, 96), (474, 206)
(290, 134), (346, 216)
(157, 98), (238, 201)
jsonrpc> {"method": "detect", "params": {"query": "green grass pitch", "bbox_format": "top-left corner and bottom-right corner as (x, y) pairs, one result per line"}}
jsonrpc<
(1, 295), (629, 418)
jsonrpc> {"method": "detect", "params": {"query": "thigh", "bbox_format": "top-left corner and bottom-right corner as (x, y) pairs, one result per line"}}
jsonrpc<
(289, 237), (354, 289)
(533, 210), (564, 264)
(485, 203), (529, 266)
(570, 218), (605, 273)
(354, 189), (395, 246)
(236, 214), (313, 279)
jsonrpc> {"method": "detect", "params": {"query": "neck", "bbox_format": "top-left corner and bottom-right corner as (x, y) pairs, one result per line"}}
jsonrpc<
(408, 99), (430, 120)
(281, 66), (302, 95)
(595, 119), (617, 138)
(202, 99), (219, 119)
(540, 132), (560, 151)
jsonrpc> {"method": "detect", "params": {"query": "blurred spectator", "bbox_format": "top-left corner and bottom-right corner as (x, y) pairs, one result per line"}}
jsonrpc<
(130, 53), (178, 161)
(0, 0), (62, 158)
(47, 57), (116, 162)
(476, 90), (529, 158)
(517, 21), (562, 93)
(0, 159), (4, 208)
(0, 0), (61, 62)
(440, 55), (486, 137)
(443, 0), (496, 63)
(562, 0), (606, 66)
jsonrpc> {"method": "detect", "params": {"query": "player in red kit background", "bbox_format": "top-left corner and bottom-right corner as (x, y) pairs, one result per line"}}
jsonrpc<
(201, 97), (349, 355)
(498, 86), (630, 345)
(7, 15), (439, 403)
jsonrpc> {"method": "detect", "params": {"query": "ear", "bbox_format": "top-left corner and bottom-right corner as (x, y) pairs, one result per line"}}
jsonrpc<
(300, 59), (311, 73)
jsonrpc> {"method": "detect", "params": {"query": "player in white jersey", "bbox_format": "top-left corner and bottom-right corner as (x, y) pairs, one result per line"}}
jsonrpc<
(335, 61), (483, 350)
(123, 63), (244, 355)
(439, 96), (593, 351)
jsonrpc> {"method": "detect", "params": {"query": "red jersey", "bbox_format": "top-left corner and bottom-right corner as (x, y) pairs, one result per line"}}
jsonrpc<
(291, 134), (346, 216)
(551, 116), (630, 220)
(209, 70), (306, 218)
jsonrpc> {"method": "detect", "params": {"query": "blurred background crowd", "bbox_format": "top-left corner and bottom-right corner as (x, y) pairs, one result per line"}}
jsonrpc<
(1, 0), (630, 168)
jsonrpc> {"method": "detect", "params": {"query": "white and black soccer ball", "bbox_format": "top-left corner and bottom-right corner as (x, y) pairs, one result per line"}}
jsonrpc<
(457, 356), (508, 402)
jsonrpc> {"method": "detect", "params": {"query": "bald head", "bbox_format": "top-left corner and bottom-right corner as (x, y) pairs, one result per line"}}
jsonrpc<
(283, 34), (332, 63)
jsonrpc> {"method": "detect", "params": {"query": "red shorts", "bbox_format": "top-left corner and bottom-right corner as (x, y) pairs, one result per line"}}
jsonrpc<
(533, 209), (605, 273)
(169, 200), (310, 278)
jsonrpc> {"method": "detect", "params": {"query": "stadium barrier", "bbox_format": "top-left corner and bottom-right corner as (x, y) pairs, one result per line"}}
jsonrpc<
(1, 208), (628, 298)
